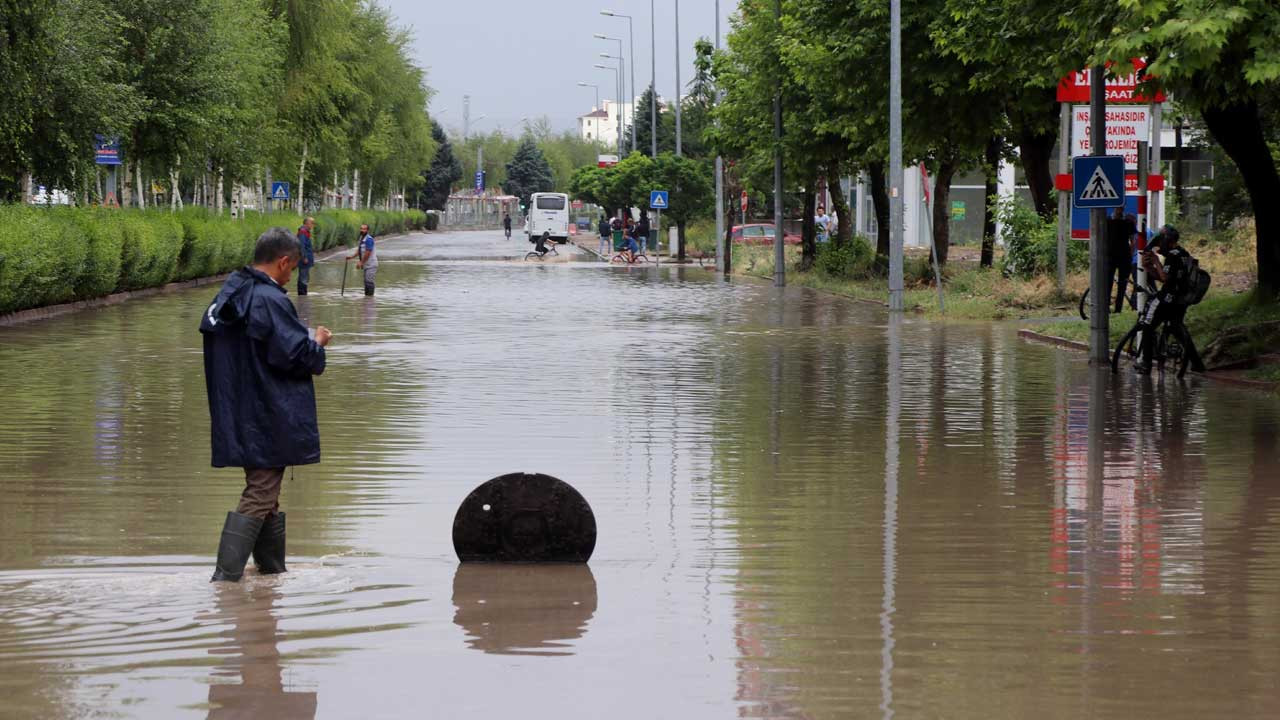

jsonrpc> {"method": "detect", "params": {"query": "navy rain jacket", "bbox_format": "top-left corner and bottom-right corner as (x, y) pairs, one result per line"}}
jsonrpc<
(200, 267), (326, 468)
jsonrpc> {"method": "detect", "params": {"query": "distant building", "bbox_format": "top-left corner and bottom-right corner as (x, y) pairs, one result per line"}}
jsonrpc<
(578, 98), (638, 151)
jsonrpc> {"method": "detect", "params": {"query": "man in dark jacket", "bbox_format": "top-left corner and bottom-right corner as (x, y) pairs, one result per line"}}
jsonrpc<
(1105, 208), (1135, 313)
(201, 228), (333, 582)
(296, 216), (316, 295)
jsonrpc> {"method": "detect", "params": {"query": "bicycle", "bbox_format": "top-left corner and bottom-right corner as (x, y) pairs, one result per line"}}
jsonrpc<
(524, 244), (559, 261)
(1079, 277), (1139, 320)
(504, 227), (512, 239)
(610, 251), (649, 265)
(1110, 309), (1201, 379)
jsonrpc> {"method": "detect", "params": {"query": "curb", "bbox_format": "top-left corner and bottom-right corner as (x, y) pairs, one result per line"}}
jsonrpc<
(1017, 328), (1279, 391)
(0, 232), (415, 328)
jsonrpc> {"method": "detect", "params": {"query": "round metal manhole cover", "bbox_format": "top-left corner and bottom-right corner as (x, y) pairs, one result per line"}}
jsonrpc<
(452, 473), (596, 563)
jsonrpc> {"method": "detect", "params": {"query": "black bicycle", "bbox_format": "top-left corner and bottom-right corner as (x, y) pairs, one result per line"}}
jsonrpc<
(523, 244), (559, 261)
(1079, 281), (1139, 320)
(1110, 311), (1200, 379)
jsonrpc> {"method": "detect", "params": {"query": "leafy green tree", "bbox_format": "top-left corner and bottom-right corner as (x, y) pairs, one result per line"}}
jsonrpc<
(504, 138), (555, 205)
(421, 119), (461, 210)
(633, 85), (676, 157)
(651, 153), (714, 259)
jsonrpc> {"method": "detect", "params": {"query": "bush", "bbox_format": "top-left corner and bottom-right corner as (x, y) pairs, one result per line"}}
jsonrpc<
(58, 208), (124, 299)
(0, 206), (85, 312)
(997, 197), (1085, 279)
(814, 237), (875, 279)
(117, 213), (182, 290)
(425, 211), (440, 231)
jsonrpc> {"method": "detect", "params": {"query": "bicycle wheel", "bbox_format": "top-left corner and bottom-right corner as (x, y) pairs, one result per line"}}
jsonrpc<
(609, 253), (628, 265)
(524, 251), (543, 261)
(1111, 323), (1141, 373)
(1079, 288), (1090, 321)
(633, 254), (649, 265)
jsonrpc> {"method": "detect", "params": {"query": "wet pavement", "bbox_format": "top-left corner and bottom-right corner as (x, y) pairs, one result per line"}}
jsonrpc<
(1, 229), (1279, 719)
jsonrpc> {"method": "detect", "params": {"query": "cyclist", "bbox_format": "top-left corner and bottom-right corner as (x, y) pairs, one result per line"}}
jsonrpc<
(533, 230), (553, 257)
(622, 226), (640, 263)
(1134, 225), (1204, 374)
(503, 213), (512, 239)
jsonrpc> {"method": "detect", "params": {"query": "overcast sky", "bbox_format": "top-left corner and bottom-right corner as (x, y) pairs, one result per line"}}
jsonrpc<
(382, 0), (738, 137)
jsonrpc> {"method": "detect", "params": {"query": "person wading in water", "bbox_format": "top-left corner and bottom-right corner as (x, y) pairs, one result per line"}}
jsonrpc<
(200, 228), (332, 582)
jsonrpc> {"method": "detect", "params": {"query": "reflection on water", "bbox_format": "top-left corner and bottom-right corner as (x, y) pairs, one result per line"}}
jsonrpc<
(206, 584), (317, 719)
(1, 230), (1279, 718)
(451, 564), (597, 656)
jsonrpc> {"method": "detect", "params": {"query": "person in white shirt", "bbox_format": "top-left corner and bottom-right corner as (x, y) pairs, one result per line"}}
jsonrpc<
(815, 206), (831, 243)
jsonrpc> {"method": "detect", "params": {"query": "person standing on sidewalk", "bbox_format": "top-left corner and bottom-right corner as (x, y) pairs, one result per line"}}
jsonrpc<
(296, 217), (316, 295)
(348, 224), (379, 296)
(636, 212), (651, 255)
(201, 228), (332, 582)
(598, 214), (611, 258)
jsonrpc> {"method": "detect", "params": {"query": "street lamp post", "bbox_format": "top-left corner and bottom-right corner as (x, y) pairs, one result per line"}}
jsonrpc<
(594, 61), (621, 157)
(577, 81), (600, 113)
(650, 0), (657, 156)
(601, 11), (636, 154)
(595, 36), (625, 155)
(888, 0), (904, 310)
(674, 0), (682, 157)
(715, 0), (725, 275)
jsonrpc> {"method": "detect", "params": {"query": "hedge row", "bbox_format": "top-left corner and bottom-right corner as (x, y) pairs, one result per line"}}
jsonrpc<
(0, 206), (427, 314)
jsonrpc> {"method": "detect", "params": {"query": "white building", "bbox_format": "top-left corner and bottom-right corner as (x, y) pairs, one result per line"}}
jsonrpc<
(578, 99), (634, 151)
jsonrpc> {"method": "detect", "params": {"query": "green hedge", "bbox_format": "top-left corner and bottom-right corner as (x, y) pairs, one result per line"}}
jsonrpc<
(0, 205), (426, 315)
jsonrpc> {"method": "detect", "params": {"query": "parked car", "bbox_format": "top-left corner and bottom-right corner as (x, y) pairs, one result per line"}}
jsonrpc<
(731, 223), (801, 245)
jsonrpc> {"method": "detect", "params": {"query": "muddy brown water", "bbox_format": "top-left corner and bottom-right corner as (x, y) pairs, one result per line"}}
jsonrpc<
(1, 230), (1278, 719)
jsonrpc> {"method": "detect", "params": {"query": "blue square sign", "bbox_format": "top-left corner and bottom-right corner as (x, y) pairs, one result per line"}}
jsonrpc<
(270, 181), (290, 201)
(649, 190), (669, 210)
(1072, 155), (1125, 209)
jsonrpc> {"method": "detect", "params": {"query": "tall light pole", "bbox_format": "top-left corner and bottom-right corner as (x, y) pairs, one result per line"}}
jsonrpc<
(578, 81), (600, 112)
(602, 11), (636, 153)
(595, 61), (621, 156)
(650, 0), (657, 156)
(772, 0), (783, 287)
(595, 36), (625, 155)
(888, 0), (904, 310)
(674, 0), (682, 156)
(714, 0), (725, 275)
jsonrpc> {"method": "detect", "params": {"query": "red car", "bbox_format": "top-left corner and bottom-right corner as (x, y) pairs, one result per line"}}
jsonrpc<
(731, 223), (801, 245)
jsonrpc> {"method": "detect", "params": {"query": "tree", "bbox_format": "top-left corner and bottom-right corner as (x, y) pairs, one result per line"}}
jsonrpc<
(421, 119), (461, 210)
(651, 153), (713, 259)
(632, 85), (676, 157)
(504, 138), (554, 206)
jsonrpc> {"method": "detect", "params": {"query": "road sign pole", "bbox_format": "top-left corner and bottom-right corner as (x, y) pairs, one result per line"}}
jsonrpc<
(656, 208), (661, 266)
(1057, 103), (1070, 292)
(1089, 64), (1109, 364)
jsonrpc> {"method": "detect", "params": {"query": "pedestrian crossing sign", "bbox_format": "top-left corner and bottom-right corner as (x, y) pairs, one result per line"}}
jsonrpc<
(1072, 156), (1123, 209)
(271, 181), (290, 201)
(649, 190), (669, 210)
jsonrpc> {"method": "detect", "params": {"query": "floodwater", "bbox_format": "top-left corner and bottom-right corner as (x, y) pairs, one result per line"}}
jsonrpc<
(1, 230), (1279, 719)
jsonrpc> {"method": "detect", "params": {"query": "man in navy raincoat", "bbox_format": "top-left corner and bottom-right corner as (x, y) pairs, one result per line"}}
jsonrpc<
(201, 228), (333, 582)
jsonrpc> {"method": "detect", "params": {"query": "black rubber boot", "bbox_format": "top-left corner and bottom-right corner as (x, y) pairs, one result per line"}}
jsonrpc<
(297, 284), (308, 296)
(364, 283), (375, 296)
(253, 512), (287, 575)
(210, 511), (264, 582)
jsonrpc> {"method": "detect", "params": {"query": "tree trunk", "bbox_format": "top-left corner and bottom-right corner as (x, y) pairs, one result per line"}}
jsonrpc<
(95, 167), (104, 205)
(931, 159), (957, 266)
(1174, 122), (1185, 214)
(296, 141), (308, 215)
(827, 171), (852, 249)
(353, 169), (361, 211)
(1200, 100), (1280, 297)
(215, 168), (224, 214)
(170, 156), (181, 212)
(365, 177), (372, 211)
(981, 137), (1000, 268)
(800, 186), (816, 271)
(677, 219), (687, 261)
(868, 160), (890, 259)
(135, 162), (146, 210)
(1010, 93), (1059, 220)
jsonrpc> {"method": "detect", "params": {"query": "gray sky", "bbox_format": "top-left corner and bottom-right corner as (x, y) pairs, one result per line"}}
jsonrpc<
(382, 0), (738, 137)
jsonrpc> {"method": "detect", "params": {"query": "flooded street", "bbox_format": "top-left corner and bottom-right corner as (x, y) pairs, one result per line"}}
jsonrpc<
(2, 229), (1279, 718)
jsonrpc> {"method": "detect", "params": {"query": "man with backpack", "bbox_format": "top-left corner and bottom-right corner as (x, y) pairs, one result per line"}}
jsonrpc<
(1134, 225), (1208, 374)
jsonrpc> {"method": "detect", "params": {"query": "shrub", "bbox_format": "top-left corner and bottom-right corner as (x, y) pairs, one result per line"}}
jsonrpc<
(0, 206), (87, 312)
(117, 213), (182, 290)
(58, 208), (125, 298)
(425, 211), (440, 231)
(997, 197), (1085, 279)
(814, 237), (875, 279)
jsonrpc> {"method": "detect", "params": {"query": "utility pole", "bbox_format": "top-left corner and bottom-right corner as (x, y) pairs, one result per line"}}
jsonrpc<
(888, 0), (904, 310)
(772, 0), (784, 287)
(650, 0), (658, 157)
(715, 0), (726, 275)
(674, 0), (683, 157)
(1088, 65), (1109, 363)
(463, 95), (470, 140)
(1057, 103), (1070, 292)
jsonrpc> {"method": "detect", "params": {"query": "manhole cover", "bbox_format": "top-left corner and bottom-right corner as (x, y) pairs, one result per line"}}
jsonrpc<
(452, 473), (596, 562)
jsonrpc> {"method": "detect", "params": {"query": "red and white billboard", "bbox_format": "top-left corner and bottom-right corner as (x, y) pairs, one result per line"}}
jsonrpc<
(1057, 58), (1166, 104)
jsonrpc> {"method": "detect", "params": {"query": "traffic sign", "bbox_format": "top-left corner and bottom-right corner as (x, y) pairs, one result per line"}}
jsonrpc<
(1072, 156), (1124, 209)
(740, 190), (748, 214)
(94, 136), (121, 165)
(270, 181), (290, 201)
(649, 190), (669, 210)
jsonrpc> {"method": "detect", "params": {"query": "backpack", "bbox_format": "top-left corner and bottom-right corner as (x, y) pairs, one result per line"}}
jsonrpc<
(1175, 257), (1211, 306)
